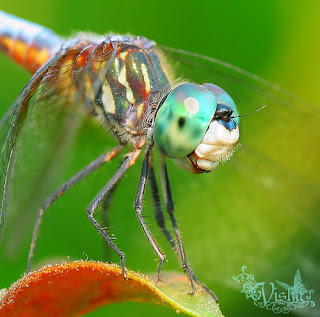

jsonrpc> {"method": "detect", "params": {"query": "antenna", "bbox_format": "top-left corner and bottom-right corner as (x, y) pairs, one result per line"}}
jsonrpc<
(231, 105), (267, 119)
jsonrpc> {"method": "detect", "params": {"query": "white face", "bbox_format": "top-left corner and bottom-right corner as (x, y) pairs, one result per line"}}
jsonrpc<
(173, 120), (239, 173)
(194, 120), (240, 171)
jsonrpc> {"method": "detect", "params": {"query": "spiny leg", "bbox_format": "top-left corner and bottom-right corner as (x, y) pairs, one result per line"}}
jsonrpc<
(159, 156), (219, 302)
(134, 141), (166, 281)
(100, 183), (118, 262)
(148, 155), (195, 294)
(87, 148), (141, 279)
(27, 144), (124, 273)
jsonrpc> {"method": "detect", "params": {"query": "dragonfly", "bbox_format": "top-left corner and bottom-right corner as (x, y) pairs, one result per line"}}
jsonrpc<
(0, 10), (243, 300)
(0, 10), (319, 303)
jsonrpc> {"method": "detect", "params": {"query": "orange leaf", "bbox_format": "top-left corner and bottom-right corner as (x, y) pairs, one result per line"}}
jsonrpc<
(0, 261), (223, 317)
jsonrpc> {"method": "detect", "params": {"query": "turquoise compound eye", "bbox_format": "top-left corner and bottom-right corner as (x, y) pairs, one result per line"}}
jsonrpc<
(153, 83), (217, 158)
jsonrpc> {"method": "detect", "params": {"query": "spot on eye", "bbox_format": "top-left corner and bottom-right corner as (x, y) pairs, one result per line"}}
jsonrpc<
(184, 97), (200, 114)
(178, 117), (186, 128)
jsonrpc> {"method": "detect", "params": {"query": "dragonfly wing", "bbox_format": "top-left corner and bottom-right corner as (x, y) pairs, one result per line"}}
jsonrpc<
(158, 46), (320, 281)
(0, 40), (115, 248)
(0, 53), (65, 242)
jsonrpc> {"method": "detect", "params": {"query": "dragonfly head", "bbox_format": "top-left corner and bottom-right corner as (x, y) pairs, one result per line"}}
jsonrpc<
(153, 83), (240, 173)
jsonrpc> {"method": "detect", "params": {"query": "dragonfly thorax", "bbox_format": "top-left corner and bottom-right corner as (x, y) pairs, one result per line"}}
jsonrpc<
(92, 37), (171, 143)
(44, 35), (170, 145)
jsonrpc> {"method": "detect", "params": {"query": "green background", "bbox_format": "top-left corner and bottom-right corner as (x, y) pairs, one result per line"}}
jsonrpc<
(0, 1), (319, 316)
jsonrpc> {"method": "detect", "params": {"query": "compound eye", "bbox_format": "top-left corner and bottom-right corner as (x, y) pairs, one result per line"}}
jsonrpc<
(153, 83), (217, 158)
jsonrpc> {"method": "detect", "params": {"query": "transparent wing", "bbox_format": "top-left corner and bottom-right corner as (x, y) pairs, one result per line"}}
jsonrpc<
(159, 45), (320, 195)
(0, 55), (64, 242)
(0, 40), (115, 247)
(157, 46), (320, 284)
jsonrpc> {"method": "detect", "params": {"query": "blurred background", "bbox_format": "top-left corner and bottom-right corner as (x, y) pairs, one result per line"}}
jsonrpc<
(0, 0), (319, 316)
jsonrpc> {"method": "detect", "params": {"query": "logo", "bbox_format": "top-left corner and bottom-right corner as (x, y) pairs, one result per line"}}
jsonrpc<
(232, 266), (315, 313)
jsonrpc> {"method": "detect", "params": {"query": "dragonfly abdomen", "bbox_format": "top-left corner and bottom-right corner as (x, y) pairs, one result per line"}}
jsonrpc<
(0, 11), (62, 73)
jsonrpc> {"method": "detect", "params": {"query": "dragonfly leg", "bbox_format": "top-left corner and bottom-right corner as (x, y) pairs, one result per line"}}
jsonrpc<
(134, 142), (166, 282)
(100, 183), (118, 262)
(87, 148), (141, 279)
(27, 144), (124, 273)
(159, 156), (219, 302)
(148, 158), (195, 295)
